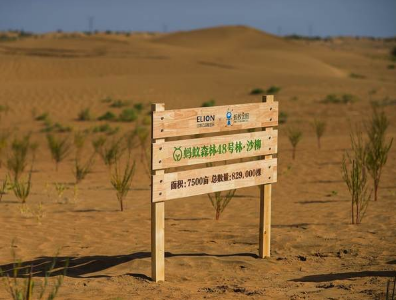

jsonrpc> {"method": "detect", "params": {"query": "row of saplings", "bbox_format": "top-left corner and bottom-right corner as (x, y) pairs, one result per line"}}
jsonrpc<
(0, 125), (152, 213)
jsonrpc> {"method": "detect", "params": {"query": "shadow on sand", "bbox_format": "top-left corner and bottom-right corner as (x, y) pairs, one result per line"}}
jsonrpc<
(0, 252), (258, 280)
(292, 270), (396, 282)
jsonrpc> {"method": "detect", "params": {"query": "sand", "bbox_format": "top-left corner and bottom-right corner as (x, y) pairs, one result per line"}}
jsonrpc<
(0, 26), (395, 300)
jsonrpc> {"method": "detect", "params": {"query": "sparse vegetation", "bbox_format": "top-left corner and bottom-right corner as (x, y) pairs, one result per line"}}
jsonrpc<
(365, 106), (393, 201)
(321, 94), (358, 104)
(266, 86), (281, 94)
(0, 130), (11, 167)
(202, 99), (215, 107)
(287, 127), (303, 160)
(388, 64), (395, 69)
(77, 108), (92, 121)
(110, 100), (130, 108)
(0, 244), (68, 300)
(133, 102), (144, 112)
(110, 158), (136, 211)
(349, 73), (366, 79)
(342, 129), (371, 224)
(135, 126), (150, 177)
(312, 119), (326, 149)
(279, 111), (288, 124)
(92, 124), (119, 135)
(35, 112), (49, 121)
(73, 130), (88, 158)
(391, 46), (396, 60)
(54, 182), (68, 203)
(250, 88), (264, 95)
(118, 108), (137, 122)
(46, 134), (71, 171)
(12, 172), (32, 204)
(95, 137), (125, 169)
(73, 155), (95, 184)
(7, 135), (31, 180)
(208, 189), (237, 220)
(98, 111), (116, 121)
(0, 175), (10, 202)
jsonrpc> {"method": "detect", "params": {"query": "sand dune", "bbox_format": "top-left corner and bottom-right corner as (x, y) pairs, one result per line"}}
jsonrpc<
(0, 26), (395, 300)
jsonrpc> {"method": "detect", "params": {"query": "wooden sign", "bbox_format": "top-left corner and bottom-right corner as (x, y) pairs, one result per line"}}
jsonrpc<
(152, 102), (278, 139)
(151, 96), (278, 282)
(152, 158), (277, 202)
(152, 130), (278, 170)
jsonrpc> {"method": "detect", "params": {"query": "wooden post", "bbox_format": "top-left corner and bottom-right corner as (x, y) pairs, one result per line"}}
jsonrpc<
(151, 103), (165, 282)
(259, 95), (273, 258)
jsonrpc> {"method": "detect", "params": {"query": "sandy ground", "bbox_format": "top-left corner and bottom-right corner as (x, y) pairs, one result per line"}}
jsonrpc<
(0, 26), (395, 300)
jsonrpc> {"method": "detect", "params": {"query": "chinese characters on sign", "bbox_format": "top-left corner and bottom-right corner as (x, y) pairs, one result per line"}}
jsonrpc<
(170, 168), (262, 190)
(173, 139), (262, 162)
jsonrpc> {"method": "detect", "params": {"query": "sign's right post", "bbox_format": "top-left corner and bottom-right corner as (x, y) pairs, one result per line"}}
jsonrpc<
(259, 95), (273, 258)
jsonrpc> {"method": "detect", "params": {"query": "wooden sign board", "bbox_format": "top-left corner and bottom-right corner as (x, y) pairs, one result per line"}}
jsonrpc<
(152, 158), (277, 202)
(152, 102), (278, 139)
(152, 130), (278, 170)
(151, 96), (278, 282)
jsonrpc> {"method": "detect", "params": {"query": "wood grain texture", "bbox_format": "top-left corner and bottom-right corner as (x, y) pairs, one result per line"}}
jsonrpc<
(151, 103), (165, 282)
(152, 130), (278, 170)
(152, 158), (277, 202)
(152, 101), (278, 139)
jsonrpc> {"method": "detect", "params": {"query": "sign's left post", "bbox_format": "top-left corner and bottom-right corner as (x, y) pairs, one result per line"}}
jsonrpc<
(151, 103), (165, 282)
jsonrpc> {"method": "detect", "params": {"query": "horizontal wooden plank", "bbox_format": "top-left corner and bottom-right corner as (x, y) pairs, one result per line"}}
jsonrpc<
(152, 130), (278, 170)
(152, 158), (277, 202)
(153, 101), (278, 139)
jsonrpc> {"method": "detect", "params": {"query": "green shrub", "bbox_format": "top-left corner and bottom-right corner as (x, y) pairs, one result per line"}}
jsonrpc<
(77, 108), (92, 121)
(365, 106), (393, 202)
(110, 159), (136, 211)
(74, 155), (95, 184)
(321, 94), (358, 104)
(119, 108), (137, 122)
(208, 189), (237, 220)
(101, 96), (113, 103)
(250, 88), (264, 95)
(279, 111), (288, 124)
(342, 129), (370, 224)
(12, 172), (32, 204)
(201, 99), (216, 107)
(110, 100), (129, 108)
(98, 111), (116, 121)
(96, 138), (125, 168)
(46, 134), (71, 171)
(266, 86), (281, 94)
(312, 119), (326, 149)
(287, 127), (303, 160)
(35, 112), (49, 121)
(349, 73), (366, 79)
(7, 135), (31, 180)
(92, 124), (119, 135)
(388, 64), (395, 69)
(133, 102), (144, 112)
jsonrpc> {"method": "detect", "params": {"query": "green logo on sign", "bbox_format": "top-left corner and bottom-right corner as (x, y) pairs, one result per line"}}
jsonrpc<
(173, 147), (182, 161)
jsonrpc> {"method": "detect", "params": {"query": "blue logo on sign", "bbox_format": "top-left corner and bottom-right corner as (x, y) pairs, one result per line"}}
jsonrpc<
(226, 110), (232, 126)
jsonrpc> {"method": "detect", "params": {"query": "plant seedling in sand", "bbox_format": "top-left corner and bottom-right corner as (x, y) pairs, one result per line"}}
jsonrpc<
(0, 130), (10, 167)
(73, 155), (95, 184)
(77, 108), (92, 121)
(365, 106), (393, 202)
(46, 134), (71, 171)
(135, 126), (150, 177)
(7, 134), (31, 180)
(287, 127), (303, 160)
(110, 159), (136, 211)
(12, 172), (32, 204)
(342, 129), (371, 224)
(0, 175), (10, 202)
(0, 243), (68, 300)
(54, 182), (68, 203)
(124, 130), (138, 158)
(312, 118), (326, 149)
(73, 130), (88, 158)
(96, 137), (125, 169)
(208, 189), (237, 220)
